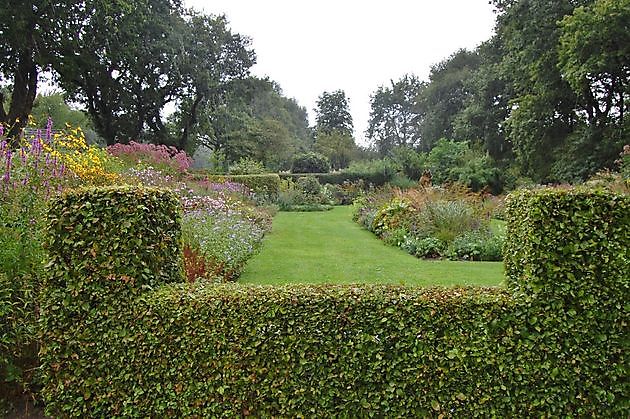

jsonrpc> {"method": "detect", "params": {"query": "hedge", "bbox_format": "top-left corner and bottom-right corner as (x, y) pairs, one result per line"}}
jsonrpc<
(281, 172), (392, 186)
(39, 187), (629, 416)
(39, 186), (184, 415)
(504, 188), (629, 303)
(199, 174), (280, 200)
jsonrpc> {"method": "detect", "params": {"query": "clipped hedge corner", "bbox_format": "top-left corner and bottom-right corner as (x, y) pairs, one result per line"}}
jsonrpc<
(40, 186), (183, 413)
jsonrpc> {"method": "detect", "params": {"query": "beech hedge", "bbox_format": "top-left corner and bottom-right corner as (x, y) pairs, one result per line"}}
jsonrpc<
(39, 187), (629, 416)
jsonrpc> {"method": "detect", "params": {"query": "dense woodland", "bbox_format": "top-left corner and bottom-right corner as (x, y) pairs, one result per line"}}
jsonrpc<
(1, 0), (628, 186)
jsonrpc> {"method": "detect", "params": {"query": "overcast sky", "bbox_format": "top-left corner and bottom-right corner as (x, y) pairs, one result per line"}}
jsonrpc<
(186, 0), (497, 145)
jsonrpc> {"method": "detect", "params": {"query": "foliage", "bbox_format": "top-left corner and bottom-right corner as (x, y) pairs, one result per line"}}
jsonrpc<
(427, 139), (499, 192)
(323, 180), (365, 205)
(354, 185), (503, 261)
(228, 157), (266, 175)
(340, 159), (398, 186)
(418, 49), (482, 151)
(401, 236), (445, 258)
(313, 129), (356, 170)
(390, 146), (426, 180)
(314, 90), (353, 135)
(558, 0), (629, 127)
(446, 230), (504, 261)
(0, 0), (80, 139)
(504, 187), (629, 300)
(203, 174), (281, 202)
(367, 74), (425, 156)
(277, 177), (331, 211)
(41, 270), (627, 416)
(181, 209), (265, 282)
(188, 77), (310, 169)
(291, 152), (331, 174)
(107, 141), (193, 175)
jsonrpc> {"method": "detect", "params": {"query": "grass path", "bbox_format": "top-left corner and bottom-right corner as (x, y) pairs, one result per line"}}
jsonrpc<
(240, 206), (505, 287)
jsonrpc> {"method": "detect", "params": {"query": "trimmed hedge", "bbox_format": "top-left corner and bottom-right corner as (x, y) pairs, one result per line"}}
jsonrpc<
(504, 188), (629, 303)
(39, 187), (629, 416)
(280, 171), (392, 186)
(40, 186), (184, 414)
(202, 174), (280, 200)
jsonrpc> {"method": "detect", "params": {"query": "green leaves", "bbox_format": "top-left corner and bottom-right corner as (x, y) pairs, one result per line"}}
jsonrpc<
(39, 187), (628, 417)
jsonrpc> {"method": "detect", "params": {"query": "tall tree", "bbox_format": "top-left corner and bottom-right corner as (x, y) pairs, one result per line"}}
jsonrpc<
(54, 2), (254, 147)
(314, 90), (353, 135)
(366, 74), (425, 156)
(0, 1), (81, 142)
(453, 38), (513, 162)
(491, 0), (590, 180)
(173, 11), (255, 151)
(419, 49), (482, 150)
(558, 0), (629, 127)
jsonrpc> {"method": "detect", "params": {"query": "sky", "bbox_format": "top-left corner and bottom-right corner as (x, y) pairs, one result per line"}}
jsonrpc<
(186, 0), (497, 145)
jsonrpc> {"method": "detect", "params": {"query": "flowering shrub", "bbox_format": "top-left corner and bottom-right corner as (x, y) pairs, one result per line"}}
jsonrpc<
(25, 121), (120, 186)
(0, 122), (70, 405)
(181, 209), (266, 282)
(119, 165), (270, 282)
(354, 185), (504, 261)
(107, 141), (193, 174)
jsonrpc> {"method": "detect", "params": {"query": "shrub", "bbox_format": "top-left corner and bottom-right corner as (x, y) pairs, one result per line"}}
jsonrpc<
(504, 188), (629, 301)
(371, 198), (413, 236)
(204, 174), (280, 202)
(390, 146), (426, 180)
(401, 236), (446, 258)
(107, 140), (193, 174)
(410, 200), (479, 243)
(181, 209), (265, 282)
(228, 157), (266, 175)
(447, 230), (504, 261)
(324, 180), (365, 205)
(341, 159), (397, 186)
(291, 152), (330, 173)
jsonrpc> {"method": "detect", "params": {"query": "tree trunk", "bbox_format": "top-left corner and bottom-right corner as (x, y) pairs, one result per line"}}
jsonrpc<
(2, 48), (38, 147)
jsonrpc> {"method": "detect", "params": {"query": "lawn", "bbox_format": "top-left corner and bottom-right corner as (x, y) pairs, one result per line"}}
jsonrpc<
(240, 206), (505, 286)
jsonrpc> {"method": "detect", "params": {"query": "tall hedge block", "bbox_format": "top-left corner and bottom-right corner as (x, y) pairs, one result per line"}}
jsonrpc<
(504, 189), (629, 304)
(40, 186), (183, 412)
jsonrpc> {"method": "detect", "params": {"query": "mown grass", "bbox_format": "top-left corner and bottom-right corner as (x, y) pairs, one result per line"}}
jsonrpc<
(240, 206), (505, 286)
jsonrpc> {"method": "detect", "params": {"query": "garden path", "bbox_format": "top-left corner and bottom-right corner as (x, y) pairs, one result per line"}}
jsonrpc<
(240, 206), (504, 286)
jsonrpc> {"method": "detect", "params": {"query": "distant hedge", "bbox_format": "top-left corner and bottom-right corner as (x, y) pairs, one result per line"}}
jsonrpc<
(280, 171), (392, 186)
(39, 188), (629, 416)
(201, 174), (280, 200)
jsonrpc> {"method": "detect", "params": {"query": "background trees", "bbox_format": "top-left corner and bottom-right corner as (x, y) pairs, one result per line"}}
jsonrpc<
(366, 74), (425, 156)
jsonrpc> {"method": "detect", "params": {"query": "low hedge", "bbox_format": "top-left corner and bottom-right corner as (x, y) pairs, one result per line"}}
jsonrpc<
(280, 171), (393, 187)
(202, 174), (280, 200)
(39, 187), (629, 416)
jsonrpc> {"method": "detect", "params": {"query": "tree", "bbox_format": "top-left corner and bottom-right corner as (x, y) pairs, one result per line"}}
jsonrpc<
(314, 129), (356, 170)
(453, 38), (514, 162)
(314, 90), (353, 135)
(0, 1), (82, 142)
(490, 0), (589, 181)
(172, 11), (255, 151)
(366, 74), (425, 156)
(558, 0), (629, 127)
(419, 49), (482, 150)
(53, 2), (254, 147)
